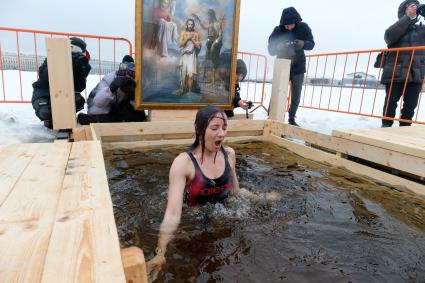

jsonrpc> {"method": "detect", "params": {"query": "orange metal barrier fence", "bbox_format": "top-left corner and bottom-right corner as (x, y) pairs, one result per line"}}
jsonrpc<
(237, 51), (269, 112)
(0, 27), (270, 113)
(0, 26), (132, 103)
(292, 46), (425, 125)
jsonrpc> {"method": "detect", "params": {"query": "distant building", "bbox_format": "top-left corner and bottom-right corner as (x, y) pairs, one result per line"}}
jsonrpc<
(342, 72), (379, 88)
(308, 77), (337, 86)
(1, 52), (119, 75)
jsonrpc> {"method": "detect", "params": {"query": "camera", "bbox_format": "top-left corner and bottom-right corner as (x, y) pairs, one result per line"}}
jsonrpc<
(418, 4), (425, 17)
(245, 101), (253, 119)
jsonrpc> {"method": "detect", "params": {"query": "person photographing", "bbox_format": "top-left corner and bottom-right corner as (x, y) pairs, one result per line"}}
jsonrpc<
(267, 7), (315, 127)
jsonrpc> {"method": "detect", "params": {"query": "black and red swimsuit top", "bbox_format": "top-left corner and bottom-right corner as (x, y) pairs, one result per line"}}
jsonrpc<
(185, 148), (233, 206)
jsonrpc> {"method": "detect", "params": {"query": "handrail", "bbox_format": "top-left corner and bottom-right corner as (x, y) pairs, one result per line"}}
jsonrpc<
(0, 26), (133, 103)
(291, 46), (425, 125)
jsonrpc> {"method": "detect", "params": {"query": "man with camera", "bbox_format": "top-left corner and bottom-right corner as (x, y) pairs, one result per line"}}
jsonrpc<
(77, 55), (146, 125)
(380, 0), (425, 127)
(268, 7), (315, 127)
(224, 59), (253, 118)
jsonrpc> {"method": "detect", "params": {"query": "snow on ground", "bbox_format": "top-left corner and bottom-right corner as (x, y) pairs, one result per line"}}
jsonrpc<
(0, 71), (101, 144)
(1, 70), (421, 144)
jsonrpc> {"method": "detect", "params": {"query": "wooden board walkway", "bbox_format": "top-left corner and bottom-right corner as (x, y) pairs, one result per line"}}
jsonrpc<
(0, 141), (126, 282)
(332, 125), (425, 179)
(333, 125), (425, 159)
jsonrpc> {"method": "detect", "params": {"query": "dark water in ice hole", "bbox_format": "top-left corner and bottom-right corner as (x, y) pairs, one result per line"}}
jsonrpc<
(104, 141), (425, 282)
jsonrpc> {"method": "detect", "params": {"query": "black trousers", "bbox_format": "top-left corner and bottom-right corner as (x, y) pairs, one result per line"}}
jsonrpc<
(288, 73), (304, 119)
(32, 92), (85, 122)
(382, 82), (422, 126)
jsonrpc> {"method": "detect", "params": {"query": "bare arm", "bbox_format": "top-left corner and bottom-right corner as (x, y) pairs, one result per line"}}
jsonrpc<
(225, 146), (241, 195)
(146, 153), (191, 280)
(214, 21), (223, 43)
(191, 14), (208, 30)
(193, 32), (201, 49)
(178, 31), (188, 47)
(226, 146), (281, 201)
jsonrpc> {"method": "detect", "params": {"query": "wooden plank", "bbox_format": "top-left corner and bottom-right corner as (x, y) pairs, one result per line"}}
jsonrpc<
(121, 247), (148, 283)
(0, 143), (71, 282)
(0, 143), (40, 206)
(269, 58), (290, 121)
(333, 125), (425, 159)
(91, 120), (265, 142)
(102, 136), (264, 151)
(42, 141), (125, 282)
(229, 113), (254, 120)
(266, 121), (425, 178)
(90, 124), (99, 141)
(148, 110), (197, 122)
(149, 110), (253, 121)
(72, 126), (91, 141)
(46, 38), (76, 130)
(265, 134), (425, 196)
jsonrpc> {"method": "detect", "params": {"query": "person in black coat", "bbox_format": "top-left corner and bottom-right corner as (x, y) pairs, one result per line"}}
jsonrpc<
(31, 37), (91, 129)
(380, 0), (425, 127)
(224, 59), (250, 118)
(268, 7), (315, 126)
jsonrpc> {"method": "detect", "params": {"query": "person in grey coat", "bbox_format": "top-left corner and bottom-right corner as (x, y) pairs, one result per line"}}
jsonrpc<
(381, 0), (425, 127)
(77, 55), (146, 125)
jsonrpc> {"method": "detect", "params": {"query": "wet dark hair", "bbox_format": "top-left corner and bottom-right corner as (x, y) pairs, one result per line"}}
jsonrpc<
(191, 105), (227, 163)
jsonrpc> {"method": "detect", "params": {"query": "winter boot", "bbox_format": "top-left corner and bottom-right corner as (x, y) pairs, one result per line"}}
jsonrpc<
(43, 120), (53, 129)
(288, 117), (299, 127)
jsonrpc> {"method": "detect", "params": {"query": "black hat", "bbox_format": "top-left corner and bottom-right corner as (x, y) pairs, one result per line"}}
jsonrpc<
(280, 7), (302, 26)
(236, 59), (247, 81)
(122, 55), (134, 63)
(70, 37), (87, 53)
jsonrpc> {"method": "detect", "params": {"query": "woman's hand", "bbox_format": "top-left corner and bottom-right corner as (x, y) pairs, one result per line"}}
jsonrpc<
(146, 254), (166, 282)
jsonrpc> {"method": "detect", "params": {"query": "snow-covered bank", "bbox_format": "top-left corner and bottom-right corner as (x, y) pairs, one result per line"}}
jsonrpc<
(0, 104), (54, 144)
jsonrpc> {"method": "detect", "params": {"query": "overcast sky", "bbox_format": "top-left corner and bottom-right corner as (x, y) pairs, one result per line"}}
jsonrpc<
(0, 0), (411, 57)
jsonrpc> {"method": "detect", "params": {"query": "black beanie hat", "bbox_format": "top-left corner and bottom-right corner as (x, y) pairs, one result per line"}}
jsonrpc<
(236, 59), (247, 81)
(70, 37), (87, 53)
(122, 55), (134, 63)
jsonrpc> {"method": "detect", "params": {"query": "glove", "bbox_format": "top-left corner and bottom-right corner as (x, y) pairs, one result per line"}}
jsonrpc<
(294, 39), (304, 50)
(72, 52), (91, 77)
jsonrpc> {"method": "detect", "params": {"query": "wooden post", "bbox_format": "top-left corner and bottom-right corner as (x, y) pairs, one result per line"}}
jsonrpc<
(46, 38), (77, 130)
(121, 247), (148, 283)
(268, 58), (291, 121)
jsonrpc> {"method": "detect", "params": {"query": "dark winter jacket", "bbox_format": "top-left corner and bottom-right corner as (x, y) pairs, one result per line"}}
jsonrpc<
(31, 53), (91, 102)
(381, 2), (425, 84)
(268, 7), (315, 76)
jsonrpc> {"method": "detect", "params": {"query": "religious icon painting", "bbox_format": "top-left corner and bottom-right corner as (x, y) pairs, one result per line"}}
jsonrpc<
(134, 0), (240, 109)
